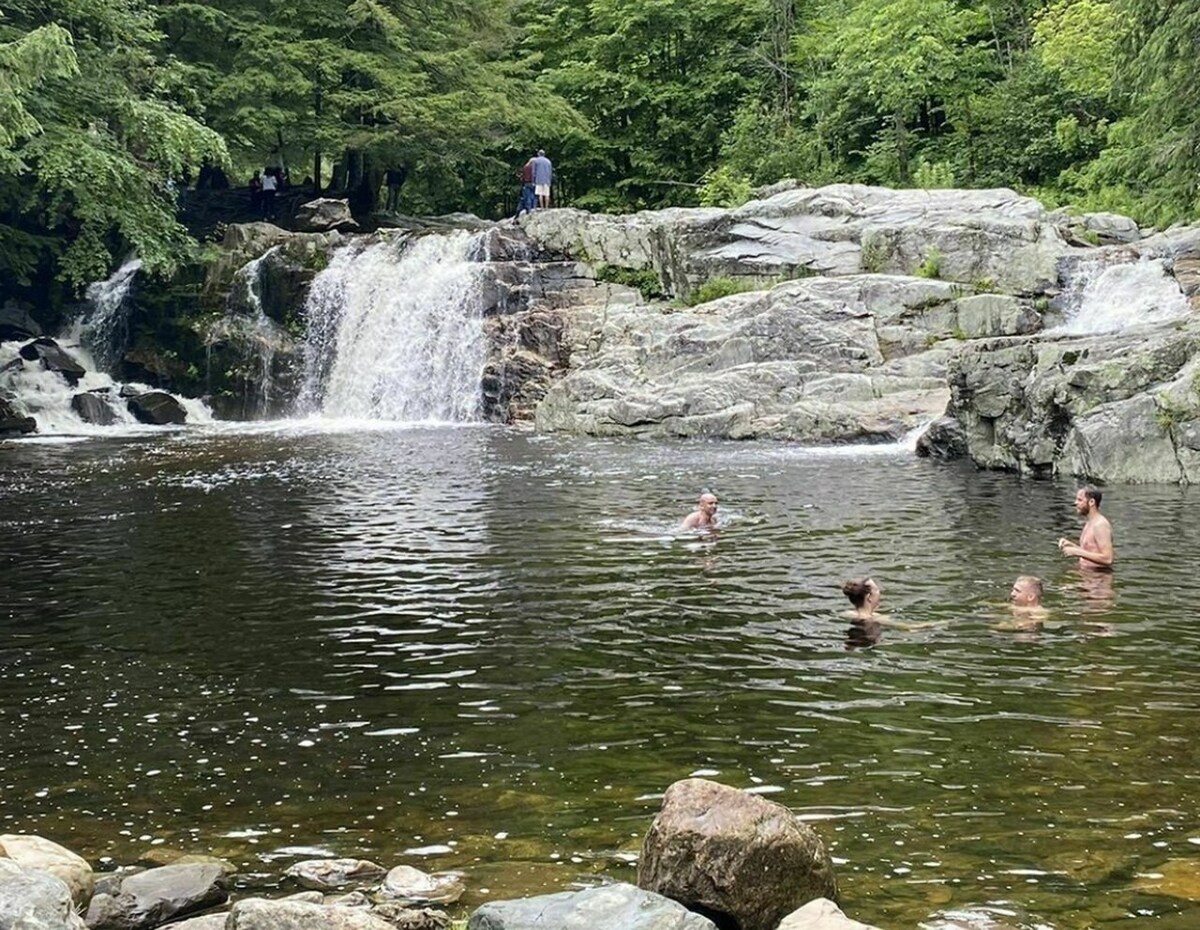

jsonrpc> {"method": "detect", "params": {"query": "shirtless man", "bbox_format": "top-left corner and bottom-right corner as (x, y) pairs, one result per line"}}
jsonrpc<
(682, 492), (718, 530)
(1057, 486), (1114, 571)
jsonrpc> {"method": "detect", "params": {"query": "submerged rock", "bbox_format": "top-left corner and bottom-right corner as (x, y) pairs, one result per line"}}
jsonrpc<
(777, 898), (883, 930)
(368, 904), (450, 930)
(379, 866), (464, 906)
(637, 778), (837, 930)
(227, 897), (396, 930)
(0, 858), (88, 930)
(126, 391), (188, 425)
(467, 882), (717, 930)
(284, 859), (386, 892)
(0, 834), (94, 909)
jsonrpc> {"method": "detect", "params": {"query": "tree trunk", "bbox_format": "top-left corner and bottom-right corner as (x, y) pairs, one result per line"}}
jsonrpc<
(894, 111), (910, 184)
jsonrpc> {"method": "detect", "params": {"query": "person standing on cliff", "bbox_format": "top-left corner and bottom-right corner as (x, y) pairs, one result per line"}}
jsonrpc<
(260, 167), (278, 219)
(1058, 486), (1114, 571)
(531, 149), (553, 208)
(516, 157), (536, 216)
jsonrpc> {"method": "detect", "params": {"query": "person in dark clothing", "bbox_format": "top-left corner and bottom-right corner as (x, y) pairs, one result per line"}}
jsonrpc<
(516, 157), (536, 216)
(249, 171), (263, 215)
(384, 166), (408, 212)
(260, 167), (278, 219)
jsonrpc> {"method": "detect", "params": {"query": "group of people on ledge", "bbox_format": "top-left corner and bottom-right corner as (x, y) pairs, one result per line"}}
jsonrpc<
(681, 486), (1116, 643)
(516, 150), (554, 216)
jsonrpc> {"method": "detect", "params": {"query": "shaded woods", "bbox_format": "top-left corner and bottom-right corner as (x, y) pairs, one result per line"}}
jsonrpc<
(2, 0), (1199, 304)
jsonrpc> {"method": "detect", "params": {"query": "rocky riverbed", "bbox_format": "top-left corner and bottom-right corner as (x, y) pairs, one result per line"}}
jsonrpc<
(1, 780), (894, 930)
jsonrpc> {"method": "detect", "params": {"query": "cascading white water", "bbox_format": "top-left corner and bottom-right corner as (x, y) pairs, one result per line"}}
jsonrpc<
(0, 337), (211, 435)
(296, 231), (488, 422)
(218, 246), (284, 416)
(1059, 259), (1190, 335)
(80, 257), (142, 371)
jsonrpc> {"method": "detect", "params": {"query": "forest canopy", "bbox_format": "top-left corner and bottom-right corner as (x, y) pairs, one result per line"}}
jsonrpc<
(1, 0), (1198, 294)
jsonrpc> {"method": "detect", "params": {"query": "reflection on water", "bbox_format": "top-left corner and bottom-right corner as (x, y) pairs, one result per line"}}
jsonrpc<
(3, 428), (1200, 929)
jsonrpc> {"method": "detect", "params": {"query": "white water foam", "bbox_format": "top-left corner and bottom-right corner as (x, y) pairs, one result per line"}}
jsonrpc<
(1, 337), (211, 436)
(1059, 258), (1189, 335)
(295, 231), (488, 422)
(80, 257), (141, 372)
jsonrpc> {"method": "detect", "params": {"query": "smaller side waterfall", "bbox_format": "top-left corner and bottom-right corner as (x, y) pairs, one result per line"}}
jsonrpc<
(1060, 259), (1189, 335)
(215, 246), (285, 416)
(296, 231), (488, 422)
(80, 257), (142, 371)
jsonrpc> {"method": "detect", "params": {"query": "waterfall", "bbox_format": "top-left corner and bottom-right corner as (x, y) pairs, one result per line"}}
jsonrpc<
(80, 257), (142, 371)
(217, 246), (284, 417)
(1060, 259), (1190, 335)
(295, 231), (488, 422)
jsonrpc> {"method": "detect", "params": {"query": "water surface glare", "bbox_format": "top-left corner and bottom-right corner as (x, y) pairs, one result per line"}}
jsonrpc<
(3, 428), (1199, 929)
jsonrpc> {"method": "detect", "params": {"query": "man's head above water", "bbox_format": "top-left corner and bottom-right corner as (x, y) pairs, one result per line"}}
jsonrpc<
(1009, 575), (1044, 608)
(1075, 486), (1102, 516)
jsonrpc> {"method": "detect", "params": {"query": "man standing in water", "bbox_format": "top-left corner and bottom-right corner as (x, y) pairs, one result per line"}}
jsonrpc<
(682, 492), (718, 530)
(1058, 486), (1114, 570)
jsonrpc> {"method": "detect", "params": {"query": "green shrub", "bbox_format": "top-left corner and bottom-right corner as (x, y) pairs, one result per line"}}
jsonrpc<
(684, 276), (759, 306)
(697, 166), (753, 209)
(593, 264), (666, 301)
(915, 247), (943, 279)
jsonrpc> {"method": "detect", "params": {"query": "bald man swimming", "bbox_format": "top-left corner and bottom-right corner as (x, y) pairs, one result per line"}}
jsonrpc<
(682, 493), (719, 530)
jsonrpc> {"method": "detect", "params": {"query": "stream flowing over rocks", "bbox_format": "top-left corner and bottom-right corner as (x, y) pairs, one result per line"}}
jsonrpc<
(5, 184), (1200, 482)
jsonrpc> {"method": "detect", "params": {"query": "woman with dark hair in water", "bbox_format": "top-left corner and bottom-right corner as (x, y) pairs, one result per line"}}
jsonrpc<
(842, 577), (885, 621)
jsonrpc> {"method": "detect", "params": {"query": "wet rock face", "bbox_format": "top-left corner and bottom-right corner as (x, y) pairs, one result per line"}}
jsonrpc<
(72, 392), (117, 426)
(0, 301), (42, 341)
(19, 338), (86, 386)
(637, 778), (838, 930)
(467, 882), (718, 930)
(126, 391), (188, 425)
(0, 395), (36, 434)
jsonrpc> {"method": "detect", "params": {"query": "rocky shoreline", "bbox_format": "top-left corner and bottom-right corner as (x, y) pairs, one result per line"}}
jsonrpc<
(1, 780), (888, 930)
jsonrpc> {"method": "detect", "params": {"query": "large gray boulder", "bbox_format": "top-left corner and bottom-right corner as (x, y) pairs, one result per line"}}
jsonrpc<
(467, 882), (717, 930)
(71, 393), (117, 426)
(294, 199), (358, 233)
(777, 899), (884, 930)
(940, 319), (1200, 482)
(283, 860), (385, 892)
(523, 184), (1069, 297)
(84, 863), (227, 930)
(637, 779), (837, 930)
(226, 898), (396, 930)
(0, 858), (88, 930)
(0, 835), (94, 909)
(534, 275), (952, 441)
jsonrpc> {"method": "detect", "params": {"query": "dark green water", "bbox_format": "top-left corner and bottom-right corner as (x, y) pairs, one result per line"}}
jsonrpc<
(3, 426), (1199, 929)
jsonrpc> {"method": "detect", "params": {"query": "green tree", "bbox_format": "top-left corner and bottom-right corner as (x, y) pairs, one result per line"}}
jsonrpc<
(0, 0), (225, 297)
